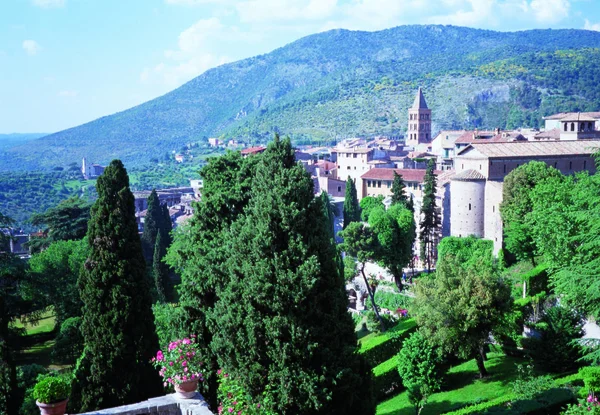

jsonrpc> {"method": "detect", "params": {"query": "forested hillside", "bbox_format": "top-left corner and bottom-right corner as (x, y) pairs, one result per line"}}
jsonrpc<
(3, 25), (600, 171)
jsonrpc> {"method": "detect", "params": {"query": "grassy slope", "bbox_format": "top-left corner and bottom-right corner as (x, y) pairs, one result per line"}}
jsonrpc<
(376, 350), (525, 415)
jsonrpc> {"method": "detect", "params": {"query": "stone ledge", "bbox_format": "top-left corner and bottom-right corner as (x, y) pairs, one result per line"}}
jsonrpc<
(78, 393), (214, 415)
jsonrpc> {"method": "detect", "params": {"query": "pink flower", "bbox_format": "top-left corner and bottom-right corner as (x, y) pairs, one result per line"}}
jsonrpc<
(183, 338), (191, 344)
(156, 351), (164, 361)
(169, 361), (174, 366)
(228, 408), (233, 413)
(182, 361), (187, 367)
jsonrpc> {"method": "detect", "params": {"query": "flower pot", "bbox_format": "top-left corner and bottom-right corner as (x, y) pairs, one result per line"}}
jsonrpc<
(36, 399), (68, 415)
(174, 379), (198, 399)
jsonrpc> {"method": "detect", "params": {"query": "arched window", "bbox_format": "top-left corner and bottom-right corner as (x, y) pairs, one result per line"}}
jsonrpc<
(468, 203), (472, 211)
(571, 122), (575, 131)
(589, 122), (594, 131)
(564, 123), (568, 131)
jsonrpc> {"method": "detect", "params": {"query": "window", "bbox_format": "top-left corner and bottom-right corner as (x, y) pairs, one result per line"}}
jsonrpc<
(469, 203), (471, 211)
(571, 122), (575, 132)
(479, 164), (482, 170)
(584, 160), (587, 169)
(503, 164), (506, 173)
(353, 153), (357, 158)
(378, 181), (382, 188)
(367, 180), (371, 187)
(462, 163), (464, 169)
(564, 123), (568, 131)
(354, 166), (356, 170)
(589, 122), (593, 131)
(337, 186), (342, 192)
(347, 166), (351, 170)
(426, 133), (429, 140)
(569, 161), (572, 170)
(493, 205), (495, 213)
(386, 181), (391, 188)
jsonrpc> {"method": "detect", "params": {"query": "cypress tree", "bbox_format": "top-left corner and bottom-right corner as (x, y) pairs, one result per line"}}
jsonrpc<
(152, 232), (168, 303)
(141, 189), (161, 261)
(70, 160), (162, 412)
(211, 137), (375, 414)
(391, 171), (408, 206)
(343, 176), (361, 228)
(420, 159), (439, 272)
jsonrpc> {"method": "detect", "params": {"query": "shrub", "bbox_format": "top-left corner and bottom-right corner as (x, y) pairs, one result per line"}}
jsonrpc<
(511, 363), (555, 400)
(374, 290), (414, 311)
(580, 366), (600, 396)
(32, 375), (70, 404)
(522, 306), (584, 373)
(360, 319), (417, 367)
(216, 370), (276, 415)
(52, 317), (83, 363)
(152, 303), (184, 349)
(17, 365), (49, 415)
(365, 310), (397, 333)
(562, 395), (600, 414)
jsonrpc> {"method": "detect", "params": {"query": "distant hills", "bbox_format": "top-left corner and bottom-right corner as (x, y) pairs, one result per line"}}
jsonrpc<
(0, 133), (48, 150)
(3, 25), (600, 171)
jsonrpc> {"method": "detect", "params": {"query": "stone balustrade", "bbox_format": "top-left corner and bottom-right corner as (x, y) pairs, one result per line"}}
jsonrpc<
(79, 393), (214, 415)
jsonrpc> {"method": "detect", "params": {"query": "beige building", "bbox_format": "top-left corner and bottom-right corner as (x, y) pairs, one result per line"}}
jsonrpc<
(406, 87), (432, 147)
(359, 168), (435, 200)
(450, 140), (600, 253)
(332, 147), (375, 183)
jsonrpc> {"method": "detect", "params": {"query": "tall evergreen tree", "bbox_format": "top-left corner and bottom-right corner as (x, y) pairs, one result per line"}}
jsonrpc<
(391, 172), (409, 206)
(70, 160), (162, 412)
(343, 176), (361, 229)
(419, 159), (439, 272)
(141, 189), (162, 261)
(211, 138), (375, 414)
(152, 232), (168, 303)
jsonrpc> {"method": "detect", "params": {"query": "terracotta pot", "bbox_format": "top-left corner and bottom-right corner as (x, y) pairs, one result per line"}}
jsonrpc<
(36, 399), (68, 415)
(174, 379), (198, 399)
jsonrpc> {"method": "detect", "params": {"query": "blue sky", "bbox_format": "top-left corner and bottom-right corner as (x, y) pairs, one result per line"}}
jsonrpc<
(1, 0), (599, 134)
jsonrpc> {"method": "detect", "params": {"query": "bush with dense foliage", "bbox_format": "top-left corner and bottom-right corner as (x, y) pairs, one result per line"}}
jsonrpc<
(52, 317), (83, 364)
(33, 375), (70, 404)
(522, 306), (584, 373)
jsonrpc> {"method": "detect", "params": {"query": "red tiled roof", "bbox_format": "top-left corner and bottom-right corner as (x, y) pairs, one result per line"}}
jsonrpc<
(241, 146), (266, 155)
(360, 168), (440, 183)
(315, 160), (337, 170)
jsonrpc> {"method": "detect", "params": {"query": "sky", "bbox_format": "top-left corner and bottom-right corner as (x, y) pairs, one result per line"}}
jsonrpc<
(1, 0), (599, 134)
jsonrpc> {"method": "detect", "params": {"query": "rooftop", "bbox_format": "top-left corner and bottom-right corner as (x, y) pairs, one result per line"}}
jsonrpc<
(360, 168), (440, 182)
(241, 146), (266, 155)
(543, 111), (600, 121)
(458, 140), (600, 158)
(412, 87), (428, 110)
(452, 169), (486, 181)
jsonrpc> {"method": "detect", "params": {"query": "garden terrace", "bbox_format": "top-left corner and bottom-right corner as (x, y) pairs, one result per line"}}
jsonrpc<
(78, 393), (214, 415)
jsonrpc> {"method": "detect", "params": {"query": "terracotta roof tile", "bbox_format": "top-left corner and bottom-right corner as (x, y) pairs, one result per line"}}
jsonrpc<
(360, 168), (440, 182)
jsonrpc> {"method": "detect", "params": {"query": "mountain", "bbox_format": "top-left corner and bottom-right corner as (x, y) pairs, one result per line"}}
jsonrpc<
(4, 25), (600, 171)
(0, 133), (48, 150)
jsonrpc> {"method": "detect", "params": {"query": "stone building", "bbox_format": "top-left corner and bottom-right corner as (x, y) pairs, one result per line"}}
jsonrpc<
(81, 157), (105, 179)
(450, 140), (600, 253)
(406, 87), (432, 148)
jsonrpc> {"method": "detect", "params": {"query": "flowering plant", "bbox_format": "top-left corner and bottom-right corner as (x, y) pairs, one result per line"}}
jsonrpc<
(151, 336), (204, 388)
(216, 369), (275, 415)
(562, 395), (600, 414)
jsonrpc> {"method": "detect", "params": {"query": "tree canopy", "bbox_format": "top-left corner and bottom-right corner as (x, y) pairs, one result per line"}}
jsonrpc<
(343, 176), (361, 229)
(419, 159), (439, 271)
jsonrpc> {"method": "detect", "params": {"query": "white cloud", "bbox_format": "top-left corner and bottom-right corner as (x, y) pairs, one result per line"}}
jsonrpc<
(141, 18), (241, 88)
(584, 19), (600, 31)
(530, 0), (570, 23)
(32, 0), (65, 8)
(22, 40), (41, 56)
(237, 0), (338, 23)
(57, 90), (78, 98)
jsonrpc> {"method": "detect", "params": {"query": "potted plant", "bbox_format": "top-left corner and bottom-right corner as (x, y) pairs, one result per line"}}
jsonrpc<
(152, 335), (204, 399)
(33, 375), (70, 415)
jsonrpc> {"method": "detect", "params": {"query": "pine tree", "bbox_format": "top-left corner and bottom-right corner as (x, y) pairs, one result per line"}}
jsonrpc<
(420, 159), (439, 272)
(391, 172), (408, 206)
(343, 176), (361, 228)
(70, 160), (162, 412)
(211, 137), (375, 414)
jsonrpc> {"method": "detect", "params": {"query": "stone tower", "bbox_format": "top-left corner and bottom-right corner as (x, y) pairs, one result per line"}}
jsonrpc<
(406, 87), (432, 147)
(81, 157), (87, 178)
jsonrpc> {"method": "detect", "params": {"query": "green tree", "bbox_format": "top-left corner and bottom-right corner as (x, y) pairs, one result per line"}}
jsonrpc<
(343, 176), (361, 228)
(210, 137), (375, 414)
(397, 332), (445, 415)
(391, 172), (409, 206)
(70, 160), (162, 412)
(522, 306), (584, 373)
(27, 239), (88, 325)
(419, 159), (439, 272)
(141, 189), (162, 261)
(165, 149), (260, 407)
(28, 197), (91, 252)
(368, 204), (416, 290)
(0, 213), (30, 415)
(500, 161), (563, 264)
(152, 232), (168, 303)
(359, 195), (384, 222)
(436, 236), (494, 270)
(412, 256), (512, 378)
(340, 221), (385, 332)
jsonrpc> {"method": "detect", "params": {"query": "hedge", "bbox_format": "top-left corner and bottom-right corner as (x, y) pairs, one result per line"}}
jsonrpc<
(360, 318), (417, 367)
(372, 356), (403, 402)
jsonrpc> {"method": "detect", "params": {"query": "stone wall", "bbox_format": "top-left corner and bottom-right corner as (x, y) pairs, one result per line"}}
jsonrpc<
(78, 393), (214, 415)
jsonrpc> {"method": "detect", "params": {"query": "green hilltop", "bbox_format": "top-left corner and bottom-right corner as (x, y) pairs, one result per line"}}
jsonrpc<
(3, 25), (600, 170)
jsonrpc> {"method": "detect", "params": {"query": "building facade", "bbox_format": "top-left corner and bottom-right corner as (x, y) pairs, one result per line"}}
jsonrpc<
(406, 87), (432, 148)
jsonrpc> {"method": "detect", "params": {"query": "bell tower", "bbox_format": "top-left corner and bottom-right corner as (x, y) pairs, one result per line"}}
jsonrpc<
(406, 87), (432, 147)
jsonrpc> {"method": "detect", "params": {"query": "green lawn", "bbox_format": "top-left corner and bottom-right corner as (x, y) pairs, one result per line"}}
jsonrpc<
(359, 319), (417, 352)
(14, 309), (68, 369)
(14, 310), (56, 336)
(376, 351), (527, 415)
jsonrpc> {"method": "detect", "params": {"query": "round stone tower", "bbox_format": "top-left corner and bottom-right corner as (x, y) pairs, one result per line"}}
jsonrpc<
(450, 169), (486, 238)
